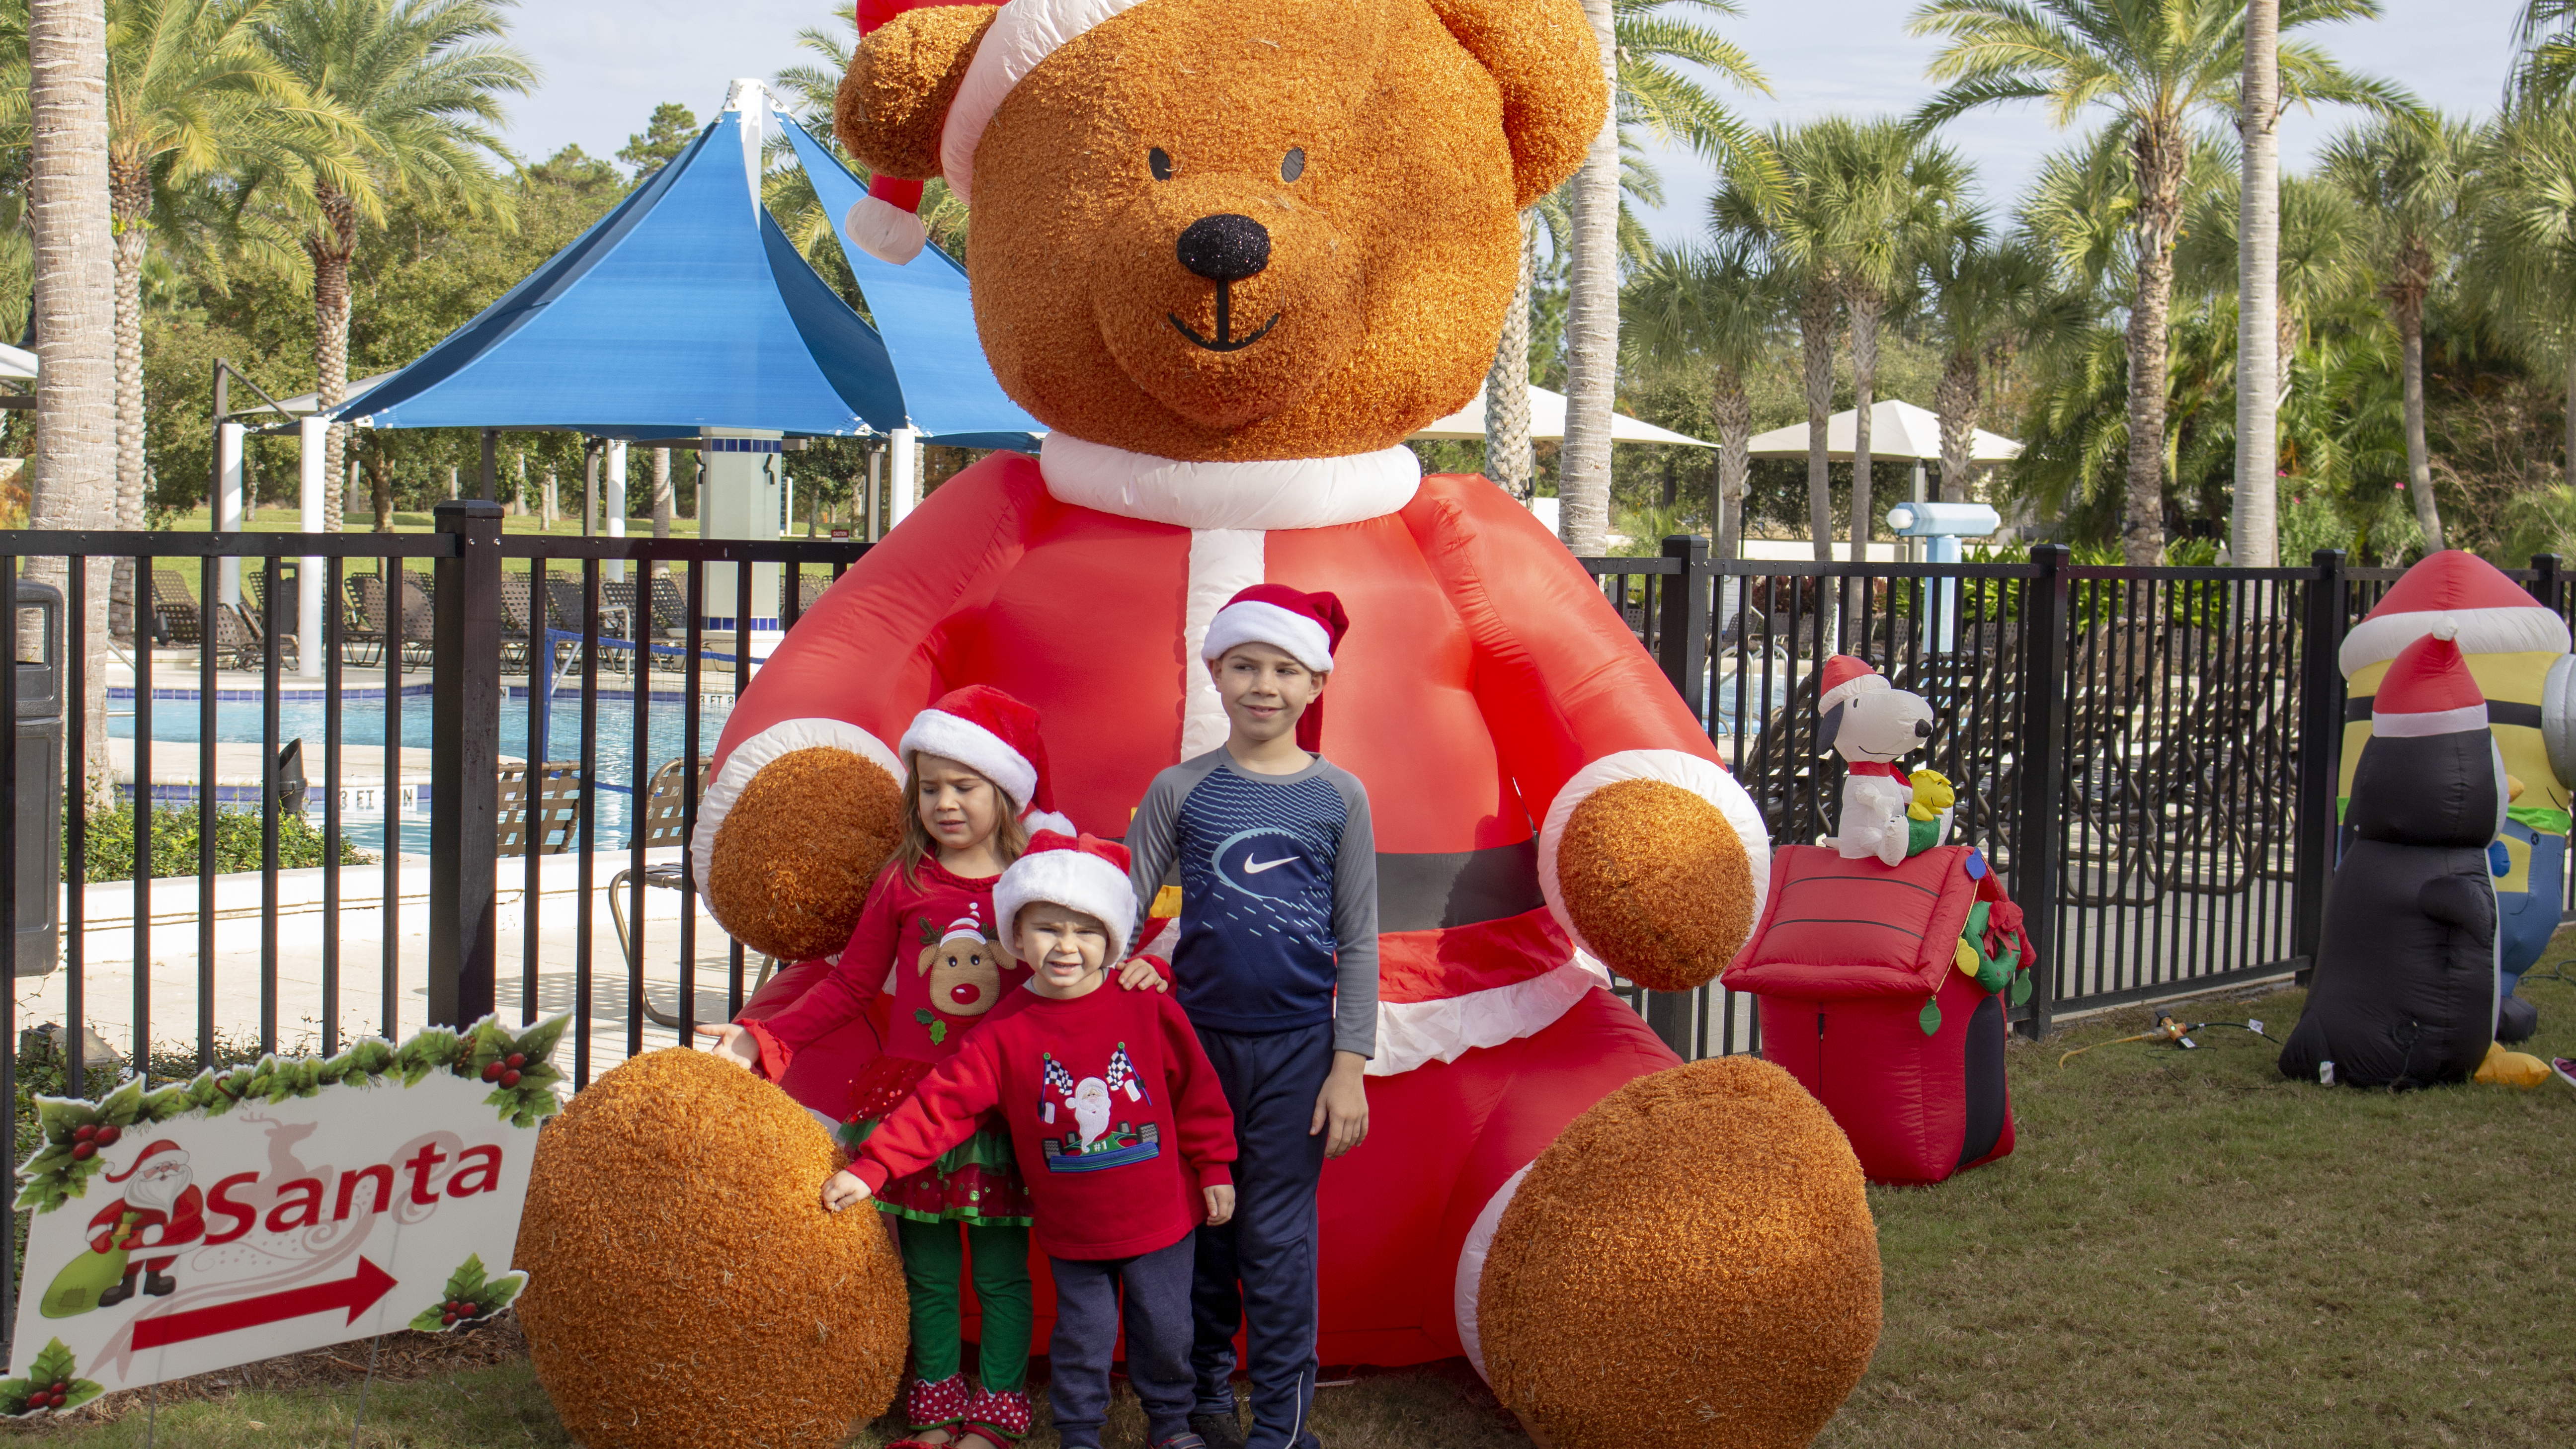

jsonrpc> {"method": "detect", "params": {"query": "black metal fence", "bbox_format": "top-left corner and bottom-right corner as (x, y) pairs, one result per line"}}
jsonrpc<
(0, 507), (2565, 1315)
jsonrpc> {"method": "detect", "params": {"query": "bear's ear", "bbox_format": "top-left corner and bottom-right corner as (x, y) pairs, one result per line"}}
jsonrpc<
(1425, 0), (1609, 208)
(836, 4), (1002, 181)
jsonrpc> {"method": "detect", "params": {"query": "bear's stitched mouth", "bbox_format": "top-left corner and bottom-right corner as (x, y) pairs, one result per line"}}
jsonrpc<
(1168, 282), (1282, 353)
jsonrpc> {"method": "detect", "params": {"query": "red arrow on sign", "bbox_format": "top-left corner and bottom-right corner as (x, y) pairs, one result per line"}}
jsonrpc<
(129, 1257), (399, 1351)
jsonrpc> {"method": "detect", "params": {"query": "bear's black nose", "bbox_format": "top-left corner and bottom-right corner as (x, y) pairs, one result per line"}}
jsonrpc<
(1177, 214), (1271, 283)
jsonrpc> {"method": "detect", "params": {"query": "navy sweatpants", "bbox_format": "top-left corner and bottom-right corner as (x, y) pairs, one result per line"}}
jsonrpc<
(1191, 1022), (1331, 1449)
(1048, 1233), (1196, 1449)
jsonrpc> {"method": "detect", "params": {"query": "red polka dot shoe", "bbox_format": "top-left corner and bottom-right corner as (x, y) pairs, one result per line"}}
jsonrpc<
(961, 1385), (1032, 1446)
(886, 1373), (971, 1448)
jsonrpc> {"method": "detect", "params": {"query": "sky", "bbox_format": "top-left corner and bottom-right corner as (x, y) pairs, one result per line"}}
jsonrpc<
(505, 0), (2532, 247)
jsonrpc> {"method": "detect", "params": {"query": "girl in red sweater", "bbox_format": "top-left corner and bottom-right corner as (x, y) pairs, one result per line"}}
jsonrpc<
(830, 832), (1238, 1449)
(716, 686), (1145, 1449)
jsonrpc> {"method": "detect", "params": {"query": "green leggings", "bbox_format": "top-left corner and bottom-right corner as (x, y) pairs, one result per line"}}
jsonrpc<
(896, 1216), (1032, 1394)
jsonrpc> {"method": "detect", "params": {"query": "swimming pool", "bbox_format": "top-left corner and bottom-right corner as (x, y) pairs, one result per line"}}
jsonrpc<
(110, 688), (735, 855)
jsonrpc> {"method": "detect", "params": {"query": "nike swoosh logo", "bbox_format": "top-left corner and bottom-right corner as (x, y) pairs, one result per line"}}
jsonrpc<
(1243, 855), (1297, 875)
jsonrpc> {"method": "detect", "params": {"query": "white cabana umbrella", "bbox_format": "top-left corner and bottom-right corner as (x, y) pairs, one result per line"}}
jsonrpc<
(0, 343), (37, 382)
(1745, 398), (2019, 464)
(1412, 383), (1712, 448)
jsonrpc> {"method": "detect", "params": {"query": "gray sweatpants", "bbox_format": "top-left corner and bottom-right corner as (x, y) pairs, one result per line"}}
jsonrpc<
(1047, 1232), (1197, 1449)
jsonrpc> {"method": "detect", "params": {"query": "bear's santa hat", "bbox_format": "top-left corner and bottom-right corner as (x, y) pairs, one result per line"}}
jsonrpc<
(2371, 625), (2489, 738)
(2337, 549), (2569, 677)
(898, 684), (1075, 833)
(994, 830), (1136, 957)
(848, 0), (1170, 263)
(1816, 654), (1890, 715)
(1202, 584), (1348, 750)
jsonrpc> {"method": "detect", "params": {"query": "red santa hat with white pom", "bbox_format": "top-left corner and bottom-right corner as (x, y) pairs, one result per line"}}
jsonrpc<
(847, 0), (1164, 264)
(994, 830), (1136, 958)
(897, 684), (1075, 835)
(2370, 624), (2489, 738)
(1201, 584), (1349, 750)
(1816, 654), (1889, 715)
(2338, 549), (2570, 678)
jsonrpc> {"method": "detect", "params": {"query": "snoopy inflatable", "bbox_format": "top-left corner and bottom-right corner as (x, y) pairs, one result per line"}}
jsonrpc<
(1816, 655), (1944, 867)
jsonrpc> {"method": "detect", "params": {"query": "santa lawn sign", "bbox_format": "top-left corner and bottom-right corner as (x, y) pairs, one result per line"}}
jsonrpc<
(4, 1015), (566, 1415)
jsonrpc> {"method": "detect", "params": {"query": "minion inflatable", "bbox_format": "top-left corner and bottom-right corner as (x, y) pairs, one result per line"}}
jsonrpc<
(2340, 551), (2574, 1043)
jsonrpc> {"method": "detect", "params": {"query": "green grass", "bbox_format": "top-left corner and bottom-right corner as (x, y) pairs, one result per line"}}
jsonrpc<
(9, 956), (2575, 1447)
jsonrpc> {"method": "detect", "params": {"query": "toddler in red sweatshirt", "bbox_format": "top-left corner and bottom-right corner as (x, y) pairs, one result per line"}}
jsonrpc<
(832, 831), (1238, 1449)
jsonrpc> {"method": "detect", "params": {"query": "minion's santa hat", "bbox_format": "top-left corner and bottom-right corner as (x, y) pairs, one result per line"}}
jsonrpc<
(101, 1139), (188, 1184)
(898, 684), (1076, 835)
(2371, 624), (2490, 738)
(1816, 654), (1890, 715)
(2338, 549), (2571, 678)
(1201, 584), (1349, 751)
(994, 830), (1136, 958)
(846, 0), (1191, 265)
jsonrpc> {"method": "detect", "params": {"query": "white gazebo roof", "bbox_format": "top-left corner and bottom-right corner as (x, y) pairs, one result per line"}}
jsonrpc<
(1412, 383), (1712, 448)
(0, 343), (37, 383)
(1746, 398), (2020, 464)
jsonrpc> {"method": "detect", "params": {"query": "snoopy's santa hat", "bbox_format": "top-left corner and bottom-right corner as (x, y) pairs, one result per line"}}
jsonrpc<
(102, 1139), (187, 1184)
(1202, 584), (1349, 750)
(848, 0), (1175, 263)
(898, 684), (1075, 834)
(1817, 654), (1891, 714)
(2338, 549), (2570, 677)
(2371, 625), (2489, 738)
(994, 830), (1136, 957)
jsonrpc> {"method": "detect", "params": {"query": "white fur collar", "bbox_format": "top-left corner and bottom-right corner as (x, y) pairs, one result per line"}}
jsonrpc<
(1038, 433), (1421, 530)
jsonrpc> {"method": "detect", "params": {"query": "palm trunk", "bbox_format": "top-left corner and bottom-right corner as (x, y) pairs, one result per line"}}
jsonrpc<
(2233, 0), (2282, 568)
(2566, 349), (2576, 495)
(32, 0), (119, 808)
(309, 183), (359, 533)
(1712, 363), (1750, 564)
(652, 446), (674, 576)
(1848, 289), (1879, 566)
(1556, 0), (1619, 556)
(365, 445), (393, 532)
(1485, 213), (1537, 500)
(1799, 282), (1837, 563)
(108, 159), (148, 642)
(2398, 297), (2443, 552)
(1935, 348), (1979, 503)
(2124, 121), (2186, 567)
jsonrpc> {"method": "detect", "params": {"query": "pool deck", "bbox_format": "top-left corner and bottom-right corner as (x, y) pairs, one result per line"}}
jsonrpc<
(16, 847), (755, 1087)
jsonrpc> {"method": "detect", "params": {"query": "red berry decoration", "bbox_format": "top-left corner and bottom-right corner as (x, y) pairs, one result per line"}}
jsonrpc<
(504, 1053), (526, 1069)
(94, 1126), (119, 1146)
(442, 1311), (458, 1326)
(481, 1061), (503, 1082)
(70, 1143), (93, 1161)
(73, 1125), (95, 1141)
(500, 1070), (522, 1088)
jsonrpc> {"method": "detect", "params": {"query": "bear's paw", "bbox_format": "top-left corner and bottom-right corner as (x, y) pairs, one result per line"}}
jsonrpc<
(1556, 778), (1756, 991)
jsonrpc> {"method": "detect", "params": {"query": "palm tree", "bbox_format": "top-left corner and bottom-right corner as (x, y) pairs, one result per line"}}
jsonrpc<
(1622, 236), (1786, 560)
(2517, 1), (2576, 102)
(1910, 0), (2407, 564)
(1785, 119), (1969, 564)
(1486, 214), (1539, 499)
(2235, 0), (2280, 566)
(25, 0), (119, 799)
(1714, 125), (1839, 565)
(258, 0), (533, 531)
(2323, 114), (2477, 552)
(2479, 102), (2576, 491)
(1557, 0), (1771, 554)
(1921, 222), (2076, 501)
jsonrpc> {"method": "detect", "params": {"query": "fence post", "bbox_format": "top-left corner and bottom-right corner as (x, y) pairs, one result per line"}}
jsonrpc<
(2011, 544), (2069, 1039)
(2291, 549), (2348, 974)
(430, 500), (504, 1027)
(2529, 553), (2560, 610)
(1646, 533), (1712, 1056)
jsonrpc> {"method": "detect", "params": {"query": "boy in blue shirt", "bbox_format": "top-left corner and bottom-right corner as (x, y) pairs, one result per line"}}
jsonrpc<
(1126, 584), (1376, 1449)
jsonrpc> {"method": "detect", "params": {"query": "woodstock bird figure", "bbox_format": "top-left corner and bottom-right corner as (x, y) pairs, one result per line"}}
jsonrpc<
(1816, 655), (1940, 868)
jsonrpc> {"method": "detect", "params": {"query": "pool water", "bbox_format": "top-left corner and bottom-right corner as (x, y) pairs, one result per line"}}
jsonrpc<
(110, 690), (734, 855)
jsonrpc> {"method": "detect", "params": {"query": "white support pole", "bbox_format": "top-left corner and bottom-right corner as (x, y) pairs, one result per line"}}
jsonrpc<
(865, 447), (882, 541)
(216, 422), (245, 609)
(888, 425), (920, 530)
(605, 440), (629, 583)
(297, 416), (326, 679)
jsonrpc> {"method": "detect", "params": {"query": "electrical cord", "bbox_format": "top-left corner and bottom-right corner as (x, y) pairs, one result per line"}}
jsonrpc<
(2056, 1014), (2276, 1068)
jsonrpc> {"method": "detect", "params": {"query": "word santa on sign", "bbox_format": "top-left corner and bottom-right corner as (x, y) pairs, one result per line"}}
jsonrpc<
(3, 1015), (567, 1415)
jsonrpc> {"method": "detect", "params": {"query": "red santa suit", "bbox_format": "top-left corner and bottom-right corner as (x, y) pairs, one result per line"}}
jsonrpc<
(695, 438), (1770, 1366)
(86, 1139), (207, 1300)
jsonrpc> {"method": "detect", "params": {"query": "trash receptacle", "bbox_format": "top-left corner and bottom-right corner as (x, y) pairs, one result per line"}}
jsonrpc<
(14, 581), (61, 977)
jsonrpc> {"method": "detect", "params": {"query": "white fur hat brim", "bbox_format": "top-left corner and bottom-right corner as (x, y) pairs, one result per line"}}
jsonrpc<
(900, 709), (1037, 810)
(995, 848), (1136, 961)
(1202, 599), (1334, 673)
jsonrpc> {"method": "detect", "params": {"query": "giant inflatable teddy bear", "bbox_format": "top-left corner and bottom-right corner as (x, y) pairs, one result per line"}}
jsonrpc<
(691, 0), (1774, 1370)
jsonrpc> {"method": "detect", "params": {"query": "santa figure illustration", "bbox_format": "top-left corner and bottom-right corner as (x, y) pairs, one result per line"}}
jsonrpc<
(85, 1140), (205, 1305)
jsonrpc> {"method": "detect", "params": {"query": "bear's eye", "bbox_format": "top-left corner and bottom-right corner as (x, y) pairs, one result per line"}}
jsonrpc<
(1149, 148), (1173, 181)
(1282, 147), (1305, 183)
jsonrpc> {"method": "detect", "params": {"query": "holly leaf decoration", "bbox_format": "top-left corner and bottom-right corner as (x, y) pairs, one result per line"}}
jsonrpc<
(0, 1340), (103, 1417)
(409, 1254), (527, 1333)
(914, 1008), (947, 1046)
(2010, 970), (2032, 1007)
(1918, 997), (1942, 1036)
